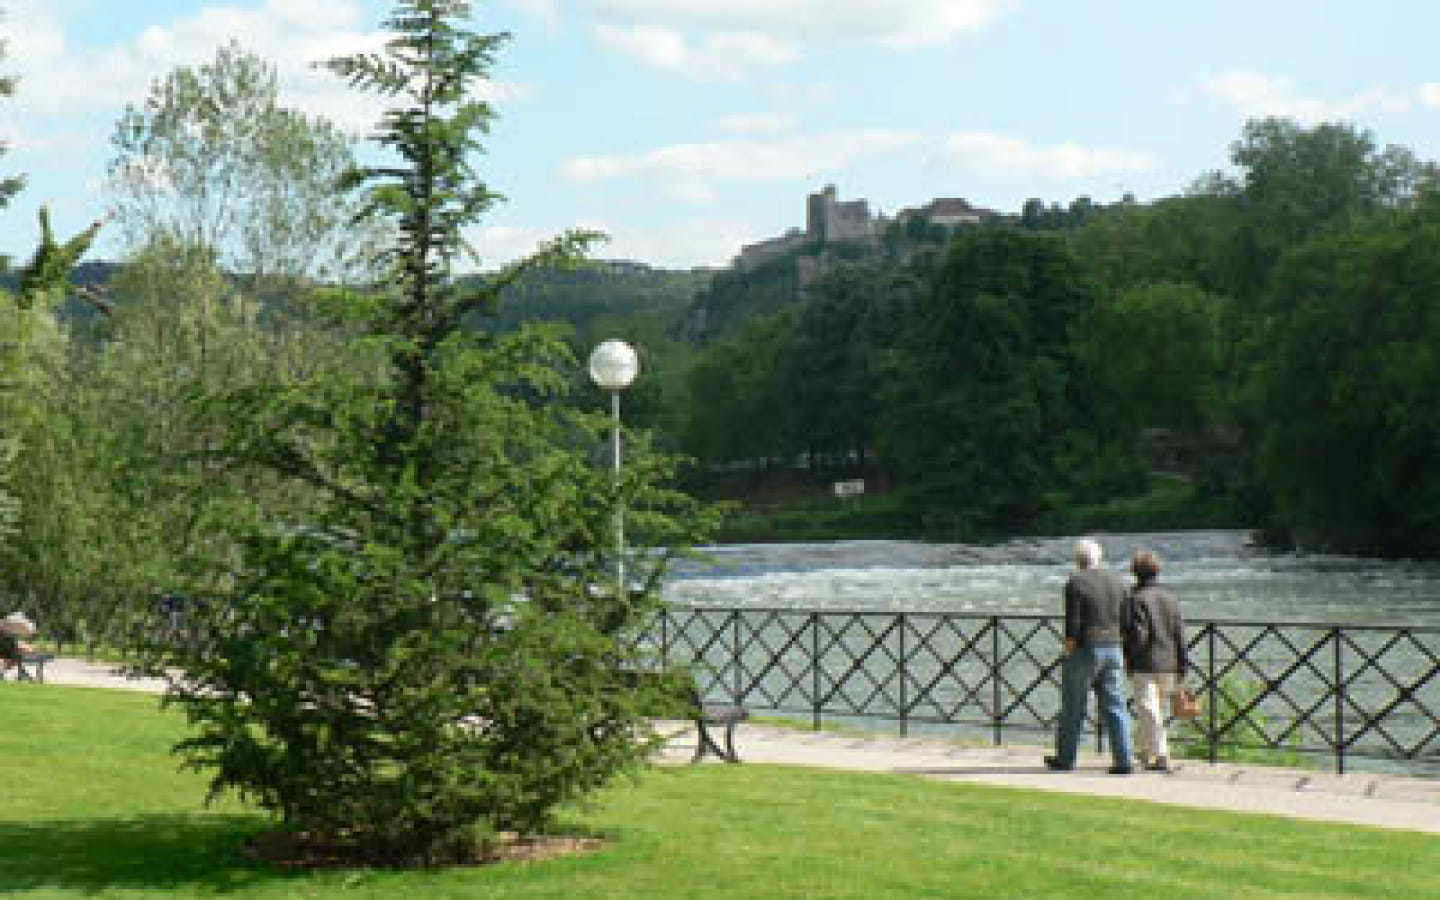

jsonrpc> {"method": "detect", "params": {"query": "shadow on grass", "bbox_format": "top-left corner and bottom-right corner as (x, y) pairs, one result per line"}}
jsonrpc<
(0, 813), (298, 894)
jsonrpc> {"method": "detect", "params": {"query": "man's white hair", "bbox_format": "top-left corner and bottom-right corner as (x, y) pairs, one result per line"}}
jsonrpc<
(1073, 539), (1103, 569)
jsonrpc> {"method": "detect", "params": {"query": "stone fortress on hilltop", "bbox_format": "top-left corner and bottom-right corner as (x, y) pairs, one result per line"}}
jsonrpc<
(733, 185), (999, 272)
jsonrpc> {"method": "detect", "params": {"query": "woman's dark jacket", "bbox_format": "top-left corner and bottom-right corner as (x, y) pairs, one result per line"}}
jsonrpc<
(1123, 578), (1188, 675)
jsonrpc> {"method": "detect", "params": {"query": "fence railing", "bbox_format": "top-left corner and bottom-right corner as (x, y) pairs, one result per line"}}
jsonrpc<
(651, 606), (1440, 776)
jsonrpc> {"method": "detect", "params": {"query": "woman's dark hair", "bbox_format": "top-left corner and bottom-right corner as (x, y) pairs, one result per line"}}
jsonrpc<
(1132, 550), (1161, 580)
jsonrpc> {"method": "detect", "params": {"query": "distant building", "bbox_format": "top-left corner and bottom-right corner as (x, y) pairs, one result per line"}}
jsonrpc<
(896, 197), (999, 228)
(807, 184), (880, 243)
(732, 185), (997, 272)
(735, 184), (885, 271)
(734, 227), (809, 272)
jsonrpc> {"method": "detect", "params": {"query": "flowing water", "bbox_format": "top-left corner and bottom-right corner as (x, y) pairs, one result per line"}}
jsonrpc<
(665, 529), (1440, 626)
(662, 530), (1440, 775)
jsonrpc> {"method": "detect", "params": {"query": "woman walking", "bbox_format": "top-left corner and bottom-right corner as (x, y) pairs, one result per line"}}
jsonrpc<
(1123, 550), (1188, 772)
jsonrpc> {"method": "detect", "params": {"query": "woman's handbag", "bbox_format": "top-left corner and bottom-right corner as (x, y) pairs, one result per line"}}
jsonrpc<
(1171, 687), (1202, 719)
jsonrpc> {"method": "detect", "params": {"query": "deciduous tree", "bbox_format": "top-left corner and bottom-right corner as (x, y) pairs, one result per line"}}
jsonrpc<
(108, 41), (374, 286)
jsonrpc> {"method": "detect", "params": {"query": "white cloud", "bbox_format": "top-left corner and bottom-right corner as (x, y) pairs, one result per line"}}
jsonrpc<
(1, 0), (530, 133)
(562, 130), (920, 200)
(1421, 84), (1440, 109)
(592, 23), (797, 80)
(1200, 71), (1417, 124)
(715, 112), (796, 134)
(932, 132), (1157, 178)
(3, 0), (371, 119)
(590, 0), (1018, 48)
(466, 217), (749, 269)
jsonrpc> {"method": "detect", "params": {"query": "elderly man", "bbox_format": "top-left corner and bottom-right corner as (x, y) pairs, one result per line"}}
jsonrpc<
(1045, 539), (1134, 774)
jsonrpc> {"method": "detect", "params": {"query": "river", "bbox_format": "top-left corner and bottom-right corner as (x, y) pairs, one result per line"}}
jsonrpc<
(664, 529), (1440, 627)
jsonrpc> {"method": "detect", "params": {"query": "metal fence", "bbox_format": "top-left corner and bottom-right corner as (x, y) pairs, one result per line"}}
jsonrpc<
(651, 606), (1440, 776)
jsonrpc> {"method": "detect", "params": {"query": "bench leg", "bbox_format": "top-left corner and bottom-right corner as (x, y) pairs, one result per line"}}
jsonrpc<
(692, 720), (728, 764)
(691, 718), (743, 764)
(721, 721), (741, 764)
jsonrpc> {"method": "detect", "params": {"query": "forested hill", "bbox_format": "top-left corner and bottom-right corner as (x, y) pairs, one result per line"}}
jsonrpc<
(5, 258), (712, 343)
(482, 260), (712, 342)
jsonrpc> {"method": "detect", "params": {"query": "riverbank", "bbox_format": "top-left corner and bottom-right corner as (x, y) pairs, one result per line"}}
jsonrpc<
(712, 477), (1246, 543)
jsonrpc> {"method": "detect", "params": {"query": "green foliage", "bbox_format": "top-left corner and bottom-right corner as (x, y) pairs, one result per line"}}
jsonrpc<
(15, 207), (106, 310)
(1173, 675), (1312, 768)
(1252, 192), (1440, 554)
(1067, 191), (1246, 299)
(880, 228), (1101, 536)
(784, 260), (925, 470)
(142, 0), (712, 866)
(0, 35), (110, 609)
(487, 261), (708, 341)
(684, 247), (807, 343)
(716, 492), (920, 543)
(1083, 282), (1231, 437)
(680, 310), (800, 465)
(0, 36), (22, 219)
(1035, 476), (1244, 538)
(1229, 118), (1435, 271)
(0, 38), (24, 547)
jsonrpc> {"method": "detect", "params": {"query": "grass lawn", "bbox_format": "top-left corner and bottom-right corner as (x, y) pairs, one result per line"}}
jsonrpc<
(1, 684), (1436, 899)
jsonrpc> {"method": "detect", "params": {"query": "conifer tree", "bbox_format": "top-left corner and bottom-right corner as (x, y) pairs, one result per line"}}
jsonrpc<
(150, 0), (706, 865)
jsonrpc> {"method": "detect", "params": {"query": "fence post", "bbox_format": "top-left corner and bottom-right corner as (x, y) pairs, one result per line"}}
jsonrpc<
(1333, 627), (1346, 775)
(991, 616), (1002, 746)
(811, 611), (822, 732)
(731, 610), (743, 705)
(660, 608), (671, 666)
(1207, 624), (1219, 764)
(898, 613), (908, 738)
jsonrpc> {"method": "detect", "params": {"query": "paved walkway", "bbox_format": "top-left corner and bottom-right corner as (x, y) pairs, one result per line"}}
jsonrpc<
(36, 657), (1440, 835)
(655, 721), (1440, 835)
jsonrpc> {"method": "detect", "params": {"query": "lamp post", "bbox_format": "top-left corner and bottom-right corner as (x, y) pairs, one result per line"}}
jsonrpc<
(587, 339), (639, 596)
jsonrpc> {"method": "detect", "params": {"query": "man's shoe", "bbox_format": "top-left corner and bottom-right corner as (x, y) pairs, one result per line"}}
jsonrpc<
(1108, 765), (1134, 775)
(1043, 755), (1072, 771)
(1145, 756), (1171, 773)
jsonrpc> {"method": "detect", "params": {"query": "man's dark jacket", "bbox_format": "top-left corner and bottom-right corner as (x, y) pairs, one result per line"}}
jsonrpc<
(1063, 567), (1127, 648)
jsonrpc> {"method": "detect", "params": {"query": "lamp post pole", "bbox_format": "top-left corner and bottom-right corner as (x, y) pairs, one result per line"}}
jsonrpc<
(610, 389), (624, 591)
(588, 340), (639, 598)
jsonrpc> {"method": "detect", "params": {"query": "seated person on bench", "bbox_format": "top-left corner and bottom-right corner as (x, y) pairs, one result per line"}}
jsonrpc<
(0, 612), (37, 678)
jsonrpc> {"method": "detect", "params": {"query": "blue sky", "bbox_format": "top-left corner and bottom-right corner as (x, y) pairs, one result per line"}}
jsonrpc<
(2, 0), (1438, 270)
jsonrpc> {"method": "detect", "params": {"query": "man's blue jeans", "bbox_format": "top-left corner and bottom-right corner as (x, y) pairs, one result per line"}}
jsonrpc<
(1054, 643), (1133, 769)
